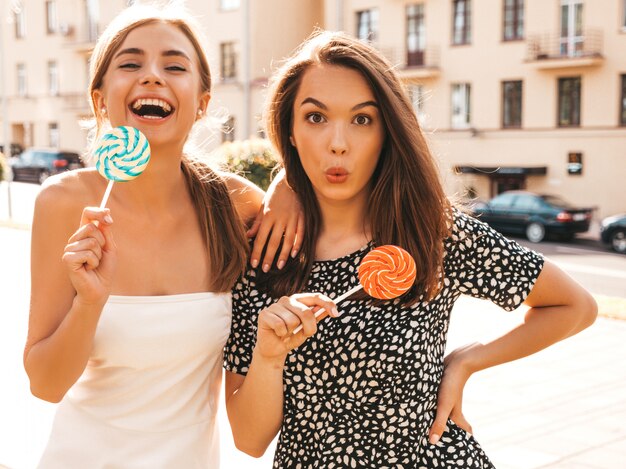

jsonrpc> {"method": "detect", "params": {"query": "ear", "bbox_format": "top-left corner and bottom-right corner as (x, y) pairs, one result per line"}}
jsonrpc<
(198, 92), (211, 114)
(289, 135), (296, 147)
(92, 90), (106, 117)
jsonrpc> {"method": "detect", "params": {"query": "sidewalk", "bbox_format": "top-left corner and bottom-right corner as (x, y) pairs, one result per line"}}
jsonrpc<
(1, 225), (625, 468)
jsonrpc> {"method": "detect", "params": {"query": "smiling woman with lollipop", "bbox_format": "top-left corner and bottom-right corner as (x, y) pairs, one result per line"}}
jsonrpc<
(24, 4), (302, 468)
(224, 31), (598, 468)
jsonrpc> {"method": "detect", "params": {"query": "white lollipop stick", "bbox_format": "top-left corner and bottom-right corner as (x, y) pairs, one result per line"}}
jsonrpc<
(292, 283), (362, 335)
(99, 180), (115, 209)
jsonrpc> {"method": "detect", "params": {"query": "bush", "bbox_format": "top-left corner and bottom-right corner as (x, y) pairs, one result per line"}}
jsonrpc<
(217, 138), (280, 191)
(0, 152), (7, 181)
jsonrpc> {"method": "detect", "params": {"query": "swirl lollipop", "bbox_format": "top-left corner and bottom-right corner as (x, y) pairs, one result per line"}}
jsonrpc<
(95, 126), (151, 208)
(293, 245), (416, 334)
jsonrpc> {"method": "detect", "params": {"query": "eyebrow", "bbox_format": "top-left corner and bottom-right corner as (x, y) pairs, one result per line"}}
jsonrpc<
(114, 47), (192, 61)
(300, 97), (379, 111)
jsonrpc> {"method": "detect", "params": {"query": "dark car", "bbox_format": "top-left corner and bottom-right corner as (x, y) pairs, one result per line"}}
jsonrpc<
(10, 148), (83, 184)
(471, 191), (594, 243)
(600, 214), (626, 254)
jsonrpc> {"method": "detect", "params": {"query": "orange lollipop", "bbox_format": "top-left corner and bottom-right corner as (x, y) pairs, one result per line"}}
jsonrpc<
(292, 245), (416, 334)
(358, 245), (417, 299)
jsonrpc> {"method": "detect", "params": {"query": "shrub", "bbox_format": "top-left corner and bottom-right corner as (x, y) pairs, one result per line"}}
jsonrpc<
(217, 138), (280, 191)
(0, 151), (7, 181)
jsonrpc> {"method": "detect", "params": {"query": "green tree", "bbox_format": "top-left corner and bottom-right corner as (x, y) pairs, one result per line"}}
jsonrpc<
(217, 138), (280, 191)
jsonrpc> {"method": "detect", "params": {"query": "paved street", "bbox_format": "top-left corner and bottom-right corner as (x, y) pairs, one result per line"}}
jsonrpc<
(1, 180), (626, 468)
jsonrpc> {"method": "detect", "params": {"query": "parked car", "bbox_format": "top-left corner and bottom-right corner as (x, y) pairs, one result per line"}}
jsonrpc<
(600, 214), (626, 254)
(9, 148), (83, 184)
(471, 191), (594, 243)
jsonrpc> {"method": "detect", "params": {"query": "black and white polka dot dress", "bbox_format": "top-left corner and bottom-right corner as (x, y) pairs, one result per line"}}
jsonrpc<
(225, 210), (544, 468)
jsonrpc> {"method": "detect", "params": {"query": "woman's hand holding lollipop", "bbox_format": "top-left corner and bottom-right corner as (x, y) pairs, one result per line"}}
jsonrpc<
(62, 126), (150, 305)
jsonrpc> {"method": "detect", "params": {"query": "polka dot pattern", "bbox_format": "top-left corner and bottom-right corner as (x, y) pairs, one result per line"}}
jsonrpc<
(225, 209), (544, 468)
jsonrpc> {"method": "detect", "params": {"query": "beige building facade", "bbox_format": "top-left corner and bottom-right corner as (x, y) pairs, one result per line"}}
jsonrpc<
(1, 0), (625, 216)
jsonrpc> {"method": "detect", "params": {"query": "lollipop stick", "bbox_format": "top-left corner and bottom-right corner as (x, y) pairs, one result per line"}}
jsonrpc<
(99, 180), (115, 209)
(292, 284), (363, 335)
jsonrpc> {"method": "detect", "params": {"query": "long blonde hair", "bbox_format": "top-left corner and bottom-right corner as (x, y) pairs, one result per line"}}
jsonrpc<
(88, 4), (248, 291)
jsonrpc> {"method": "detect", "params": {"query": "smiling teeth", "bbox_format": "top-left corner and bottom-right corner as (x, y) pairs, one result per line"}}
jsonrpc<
(131, 98), (171, 112)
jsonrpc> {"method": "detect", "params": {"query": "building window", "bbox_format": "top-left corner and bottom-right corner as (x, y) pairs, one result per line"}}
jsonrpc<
(408, 84), (427, 126)
(86, 0), (99, 42)
(46, 1), (57, 34)
(560, 0), (583, 57)
(451, 83), (471, 129)
(220, 42), (237, 80)
(619, 75), (626, 125)
(567, 152), (583, 175)
(503, 0), (524, 40)
(558, 77), (581, 127)
(222, 116), (235, 143)
(623, 0), (626, 29)
(356, 9), (379, 44)
(452, 0), (471, 45)
(15, 7), (26, 38)
(48, 61), (59, 96)
(220, 0), (240, 11)
(407, 4), (425, 66)
(49, 123), (60, 148)
(502, 80), (522, 128)
(17, 64), (27, 97)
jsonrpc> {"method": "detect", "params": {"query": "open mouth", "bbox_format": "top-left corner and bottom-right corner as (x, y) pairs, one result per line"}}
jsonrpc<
(130, 98), (174, 120)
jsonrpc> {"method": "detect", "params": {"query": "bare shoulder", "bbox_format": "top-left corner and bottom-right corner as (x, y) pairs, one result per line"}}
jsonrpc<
(34, 169), (104, 230)
(217, 170), (264, 222)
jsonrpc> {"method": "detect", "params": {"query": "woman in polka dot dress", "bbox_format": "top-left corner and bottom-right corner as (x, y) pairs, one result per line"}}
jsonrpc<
(224, 31), (597, 468)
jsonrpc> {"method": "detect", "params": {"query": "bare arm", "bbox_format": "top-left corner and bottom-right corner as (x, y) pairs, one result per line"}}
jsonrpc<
(429, 260), (597, 443)
(225, 294), (337, 457)
(222, 170), (304, 272)
(23, 179), (116, 402)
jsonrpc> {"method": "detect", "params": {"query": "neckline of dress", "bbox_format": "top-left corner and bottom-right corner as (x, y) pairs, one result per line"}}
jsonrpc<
(107, 291), (229, 304)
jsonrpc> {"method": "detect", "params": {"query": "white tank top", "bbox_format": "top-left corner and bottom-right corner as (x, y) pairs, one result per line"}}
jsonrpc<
(38, 292), (231, 469)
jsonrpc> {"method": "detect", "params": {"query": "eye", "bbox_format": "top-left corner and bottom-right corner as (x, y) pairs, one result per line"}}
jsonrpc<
(166, 65), (186, 72)
(306, 112), (326, 124)
(354, 114), (371, 125)
(119, 63), (140, 70)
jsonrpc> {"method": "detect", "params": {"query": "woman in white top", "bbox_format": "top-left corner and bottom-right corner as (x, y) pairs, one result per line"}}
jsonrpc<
(23, 4), (300, 468)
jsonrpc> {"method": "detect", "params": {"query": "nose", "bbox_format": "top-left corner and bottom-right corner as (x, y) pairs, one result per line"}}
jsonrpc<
(140, 63), (164, 86)
(329, 123), (348, 156)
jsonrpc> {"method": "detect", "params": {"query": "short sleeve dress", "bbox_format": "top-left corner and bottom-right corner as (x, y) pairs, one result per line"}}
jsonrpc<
(224, 210), (544, 469)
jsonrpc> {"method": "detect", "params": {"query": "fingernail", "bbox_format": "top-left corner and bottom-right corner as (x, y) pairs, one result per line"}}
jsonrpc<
(332, 307), (340, 317)
(251, 259), (258, 268)
(429, 433), (440, 445)
(262, 263), (270, 273)
(104, 215), (113, 224)
(277, 260), (285, 270)
(291, 249), (298, 258)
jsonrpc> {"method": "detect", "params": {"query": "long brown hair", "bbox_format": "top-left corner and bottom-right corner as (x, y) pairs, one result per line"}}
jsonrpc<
(262, 31), (451, 305)
(87, 5), (248, 291)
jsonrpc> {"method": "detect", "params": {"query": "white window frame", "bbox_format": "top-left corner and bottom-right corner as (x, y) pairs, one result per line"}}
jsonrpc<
(220, 42), (237, 80)
(15, 7), (26, 38)
(49, 123), (60, 148)
(48, 61), (59, 96)
(451, 83), (471, 129)
(408, 84), (427, 126)
(220, 0), (240, 11)
(46, 0), (57, 34)
(560, 0), (584, 57)
(17, 64), (27, 97)
(356, 9), (379, 44)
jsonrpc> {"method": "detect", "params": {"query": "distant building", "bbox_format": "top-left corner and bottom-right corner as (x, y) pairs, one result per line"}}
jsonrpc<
(1, 0), (625, 216)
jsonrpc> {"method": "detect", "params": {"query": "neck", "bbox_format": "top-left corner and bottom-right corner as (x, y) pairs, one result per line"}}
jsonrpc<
(109, 145), (188, 214)
(315, 192), (371, 259)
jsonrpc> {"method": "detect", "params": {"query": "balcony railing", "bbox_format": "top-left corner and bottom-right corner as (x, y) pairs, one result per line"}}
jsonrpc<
(63, 93), (91, 112)
(526, 29), (603, 62)
(378, 45), (440, 78)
